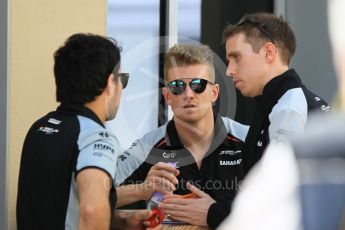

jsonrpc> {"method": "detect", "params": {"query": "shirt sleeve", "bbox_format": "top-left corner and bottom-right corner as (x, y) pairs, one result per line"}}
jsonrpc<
(268, 109), (306, 145)
(76, 129), (119, 180)
(218, 143), (302, 230)
(114, 138), (152, 186)
(114, 125), (166, 185)
(207, 200), (232, 229)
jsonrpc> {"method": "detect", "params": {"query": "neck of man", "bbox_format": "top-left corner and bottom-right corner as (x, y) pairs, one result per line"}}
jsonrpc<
(84, 96), (107, 124)
(259, 63), (289, 95)
(174, 109), (215, 168)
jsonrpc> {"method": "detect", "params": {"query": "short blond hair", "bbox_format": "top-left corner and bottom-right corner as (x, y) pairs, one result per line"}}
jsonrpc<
(164, 44), (215, 82)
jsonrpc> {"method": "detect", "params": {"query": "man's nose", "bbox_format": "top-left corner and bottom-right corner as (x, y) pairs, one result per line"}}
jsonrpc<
(184, 85), (195, 98)
(226, 63), (236, 78)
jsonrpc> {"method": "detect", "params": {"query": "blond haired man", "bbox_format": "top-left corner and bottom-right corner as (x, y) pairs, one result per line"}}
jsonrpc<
(115, 44), (248, 228)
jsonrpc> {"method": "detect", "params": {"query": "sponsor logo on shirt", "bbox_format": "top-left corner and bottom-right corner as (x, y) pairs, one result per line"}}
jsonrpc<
(277, 128), (295, 137)
(129, 142), (137, 149)
(48, 118), (61, 125)
(118, 151), (130, 161)
(315, 96), (321, 101)
(37, 126), (59, 134)
(94, 143), (115, 154)
(220, 150), (241, 156)
(162, 151), (176, 159)
(219, 159), (242, 166)
(118, 155), (127, 161)
(321, 105), (331, 112)
(98, 132), (110, 138)
(257, 141), (263, 147)
(93, 152), (113, 161)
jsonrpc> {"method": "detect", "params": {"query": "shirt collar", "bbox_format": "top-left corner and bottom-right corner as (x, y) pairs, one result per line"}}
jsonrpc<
(165, 113), (228, 149)
(255, 68), (303, 107)
(56, 103), (105, 128)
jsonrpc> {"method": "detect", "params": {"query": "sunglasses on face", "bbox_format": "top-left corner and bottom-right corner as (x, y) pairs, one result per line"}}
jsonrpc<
(166, 78), (215, 95)
(237, 18), (275, 44)
(112, 67), (129, 89)
(117, 73), (129, 89)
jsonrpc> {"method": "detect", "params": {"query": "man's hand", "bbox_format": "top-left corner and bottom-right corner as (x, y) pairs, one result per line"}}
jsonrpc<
(112, 210), (162, 230)
(141, 162), (180, 200)
(115, 162), (179, 207)
(158, 182), (216, 226)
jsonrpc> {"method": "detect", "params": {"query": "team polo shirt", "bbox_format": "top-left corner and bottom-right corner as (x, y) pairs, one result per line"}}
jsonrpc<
(17, 104), (119, 230)
(115, 115), (249, 228)
(244, 69), (330, 174)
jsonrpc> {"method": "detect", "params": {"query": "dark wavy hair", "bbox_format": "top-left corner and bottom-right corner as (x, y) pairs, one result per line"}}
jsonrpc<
(223, 12), (296, 65)
(54, 33), (121, 104)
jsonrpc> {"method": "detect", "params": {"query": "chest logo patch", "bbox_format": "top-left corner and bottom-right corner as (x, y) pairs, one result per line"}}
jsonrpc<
(220, 150), (241, 156)
(220, 159), (242, 166)
(162, 151), (176, 159)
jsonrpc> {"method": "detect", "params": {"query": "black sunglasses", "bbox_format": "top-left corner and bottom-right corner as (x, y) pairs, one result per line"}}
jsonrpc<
(166, 78), (215, 95)
(117, 73), (129, 89)
(237, 18), (275, 44)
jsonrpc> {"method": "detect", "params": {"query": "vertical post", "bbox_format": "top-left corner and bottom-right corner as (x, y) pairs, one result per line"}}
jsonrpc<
(0, 0), (8, 228)
(158, 0), (178, 126)
(201, 0), (273, 124)
(274, 0), (286, 17)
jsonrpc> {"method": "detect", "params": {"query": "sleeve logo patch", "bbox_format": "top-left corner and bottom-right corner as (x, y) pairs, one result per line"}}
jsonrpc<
(37, 126), (59, 134)
(94, 143), (115, 154)
(48, 118), (62, 125)
(98, 132), (110, 138)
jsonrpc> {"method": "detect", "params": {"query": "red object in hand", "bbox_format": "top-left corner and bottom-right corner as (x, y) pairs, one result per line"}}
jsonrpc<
(146, 207), (165, 228)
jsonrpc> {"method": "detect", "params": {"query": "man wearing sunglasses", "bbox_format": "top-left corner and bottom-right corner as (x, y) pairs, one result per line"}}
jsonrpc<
(114, 44), (249, 228)
(16, 33), (160, 230)
(223, 12), (330, 176)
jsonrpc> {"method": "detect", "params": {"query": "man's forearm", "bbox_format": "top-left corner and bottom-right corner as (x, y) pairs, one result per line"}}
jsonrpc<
(116, 183), (147, 207)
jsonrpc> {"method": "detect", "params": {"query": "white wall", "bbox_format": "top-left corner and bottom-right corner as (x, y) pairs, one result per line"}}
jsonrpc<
(106, 0), (161, 150)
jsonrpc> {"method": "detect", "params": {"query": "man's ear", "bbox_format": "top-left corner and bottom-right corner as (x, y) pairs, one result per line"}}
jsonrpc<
(106, 74), (115, 95)
(264, 43), (277, 63)
(211, 84), (219, 103)
(162, 87), (172, 105)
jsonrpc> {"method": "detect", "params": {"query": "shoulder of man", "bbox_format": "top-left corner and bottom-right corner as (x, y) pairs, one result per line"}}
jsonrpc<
(221, 116), (249, 142)
(76, 115), (120, 180)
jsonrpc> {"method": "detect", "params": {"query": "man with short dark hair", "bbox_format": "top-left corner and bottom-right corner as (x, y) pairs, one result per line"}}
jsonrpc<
(223, 12), (330, 174)
(16, 33), (158, 230)
(219, 4), (345, 229)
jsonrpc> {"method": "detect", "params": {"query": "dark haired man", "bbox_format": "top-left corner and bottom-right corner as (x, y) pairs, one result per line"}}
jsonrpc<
(220, 4), (345, 229)
(223, 12), (330, 174)
(16, 33), (158, 230)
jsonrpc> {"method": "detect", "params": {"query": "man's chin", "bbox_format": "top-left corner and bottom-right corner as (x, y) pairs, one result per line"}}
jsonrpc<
(238, 89), (251, 97)
(106, 110), (118, 121)
(175, 114), (201, 123)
